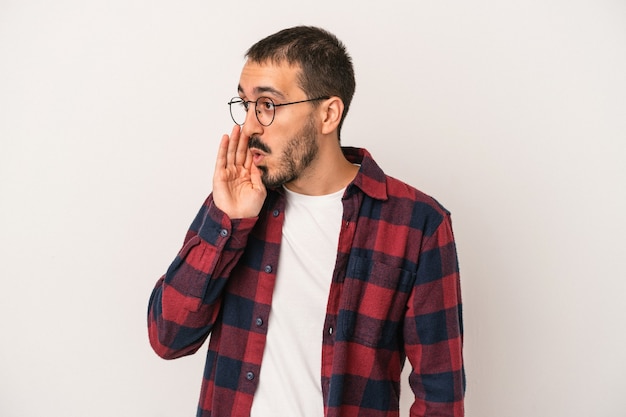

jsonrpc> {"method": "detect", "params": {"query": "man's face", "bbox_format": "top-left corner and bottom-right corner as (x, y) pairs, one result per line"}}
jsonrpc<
(237, 61), (320, 189)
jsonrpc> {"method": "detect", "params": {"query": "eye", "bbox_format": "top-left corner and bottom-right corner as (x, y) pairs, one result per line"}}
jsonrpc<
(258, 97), (275, 111)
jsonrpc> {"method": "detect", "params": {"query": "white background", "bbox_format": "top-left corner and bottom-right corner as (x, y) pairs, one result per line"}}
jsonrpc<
(1, 1), (625, 416)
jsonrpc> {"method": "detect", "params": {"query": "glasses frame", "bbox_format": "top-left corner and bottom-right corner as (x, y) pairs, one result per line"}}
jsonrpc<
(228, 96), (330, 126)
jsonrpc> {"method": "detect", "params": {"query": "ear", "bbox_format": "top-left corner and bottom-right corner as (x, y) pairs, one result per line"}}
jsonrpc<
(319, 97), (344, 135)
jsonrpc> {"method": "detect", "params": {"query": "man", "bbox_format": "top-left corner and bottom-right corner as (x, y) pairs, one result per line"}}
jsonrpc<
(148, 26), (465, 417)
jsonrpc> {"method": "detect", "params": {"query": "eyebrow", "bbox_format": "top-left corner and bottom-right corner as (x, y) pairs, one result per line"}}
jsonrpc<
(237, 84), (286, 100)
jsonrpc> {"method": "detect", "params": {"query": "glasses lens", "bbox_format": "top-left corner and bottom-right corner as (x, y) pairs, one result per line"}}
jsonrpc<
(256, 97), (275, 126)
(229, 98), (247, 125)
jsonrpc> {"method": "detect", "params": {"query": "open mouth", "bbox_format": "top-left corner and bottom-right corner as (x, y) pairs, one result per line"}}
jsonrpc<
(250, 149), (265, 165)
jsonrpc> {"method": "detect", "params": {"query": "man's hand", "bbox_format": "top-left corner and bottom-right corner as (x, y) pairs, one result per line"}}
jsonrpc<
(212, 125), (267, 219)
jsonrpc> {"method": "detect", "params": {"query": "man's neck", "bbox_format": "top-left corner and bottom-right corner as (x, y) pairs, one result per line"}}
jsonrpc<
(284, 144), (358, 196)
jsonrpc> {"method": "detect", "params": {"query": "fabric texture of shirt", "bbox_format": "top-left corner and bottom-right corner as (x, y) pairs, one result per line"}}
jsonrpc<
(148, 147), (465, 417)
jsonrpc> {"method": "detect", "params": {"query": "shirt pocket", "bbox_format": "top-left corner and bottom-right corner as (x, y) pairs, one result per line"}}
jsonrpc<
(339, 256), (416, 349)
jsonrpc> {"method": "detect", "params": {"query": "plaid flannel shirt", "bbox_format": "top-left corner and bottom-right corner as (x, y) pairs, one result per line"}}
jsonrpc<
(148, 147), (465, 417)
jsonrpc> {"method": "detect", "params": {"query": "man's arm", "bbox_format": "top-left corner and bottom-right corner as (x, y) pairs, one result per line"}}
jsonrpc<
(147, 195), (257, 359)
(147, 125), (267, 359)
(404, 213), (465, 416)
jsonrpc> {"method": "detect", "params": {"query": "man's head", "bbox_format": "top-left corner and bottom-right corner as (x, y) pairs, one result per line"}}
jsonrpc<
(233, 26), (356, 190)
(245, 26), (355, 138)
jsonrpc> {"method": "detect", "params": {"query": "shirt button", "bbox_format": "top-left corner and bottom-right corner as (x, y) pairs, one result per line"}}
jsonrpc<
(328, 327), (333, 335)
(246, 371), (255, 381)
(219, 229), (228, 237)
(255, 317), (263, 327)
(264, 265), (273, 273)
(272, 209), (280, 217)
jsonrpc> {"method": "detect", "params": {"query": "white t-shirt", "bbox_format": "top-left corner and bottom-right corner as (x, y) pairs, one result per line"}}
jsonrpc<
(250, 186), (344, 417)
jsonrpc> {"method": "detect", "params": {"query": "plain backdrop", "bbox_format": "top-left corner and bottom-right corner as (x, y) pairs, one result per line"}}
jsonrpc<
(1, 1), (625, 416)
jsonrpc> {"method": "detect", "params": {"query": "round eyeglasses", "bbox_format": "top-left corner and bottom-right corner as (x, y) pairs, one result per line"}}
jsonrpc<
(228, 96), (329, 127)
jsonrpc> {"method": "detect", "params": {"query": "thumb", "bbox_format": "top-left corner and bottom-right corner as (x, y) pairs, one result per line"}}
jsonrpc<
(249, 163), (266, 192)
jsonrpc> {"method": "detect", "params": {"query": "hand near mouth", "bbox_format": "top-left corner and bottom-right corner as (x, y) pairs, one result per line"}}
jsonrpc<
(212, 125), (267, 219)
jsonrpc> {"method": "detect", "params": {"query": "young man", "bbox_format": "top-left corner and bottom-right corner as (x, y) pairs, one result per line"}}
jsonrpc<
(148, 26), (465, 417)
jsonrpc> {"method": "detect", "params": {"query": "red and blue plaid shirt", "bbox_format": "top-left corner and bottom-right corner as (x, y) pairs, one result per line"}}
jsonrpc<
(148, 147), (465, 416)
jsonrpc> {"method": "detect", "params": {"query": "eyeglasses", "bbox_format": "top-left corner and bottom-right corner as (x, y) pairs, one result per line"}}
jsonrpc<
(228, 96), (329, 127)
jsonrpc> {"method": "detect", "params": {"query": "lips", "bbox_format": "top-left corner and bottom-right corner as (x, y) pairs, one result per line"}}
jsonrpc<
(250, 149), (265, 165)
(248, 136), (270, 166)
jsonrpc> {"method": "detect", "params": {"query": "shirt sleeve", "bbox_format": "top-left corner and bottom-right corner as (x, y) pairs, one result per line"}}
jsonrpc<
(147, 194), (257, 359)
(404, 213), (465, 416)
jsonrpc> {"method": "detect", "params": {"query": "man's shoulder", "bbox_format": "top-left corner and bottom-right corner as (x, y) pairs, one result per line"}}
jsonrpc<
(384, 174), (450, 217)
(345, 146), (451, 218)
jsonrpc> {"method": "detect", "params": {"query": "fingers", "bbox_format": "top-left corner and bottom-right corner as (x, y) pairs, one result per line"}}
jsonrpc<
(215, 125), (244, 171)
(225, 124), (240, 168)
(235, 127), (250, 168)
(215, 133), (230, 171)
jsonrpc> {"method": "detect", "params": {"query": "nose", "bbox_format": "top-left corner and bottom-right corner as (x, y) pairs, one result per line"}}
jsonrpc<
(242, 106), (264, 138)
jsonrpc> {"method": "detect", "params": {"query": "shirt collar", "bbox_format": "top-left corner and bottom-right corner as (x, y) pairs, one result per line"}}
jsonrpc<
(342, 147), (388, 201)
